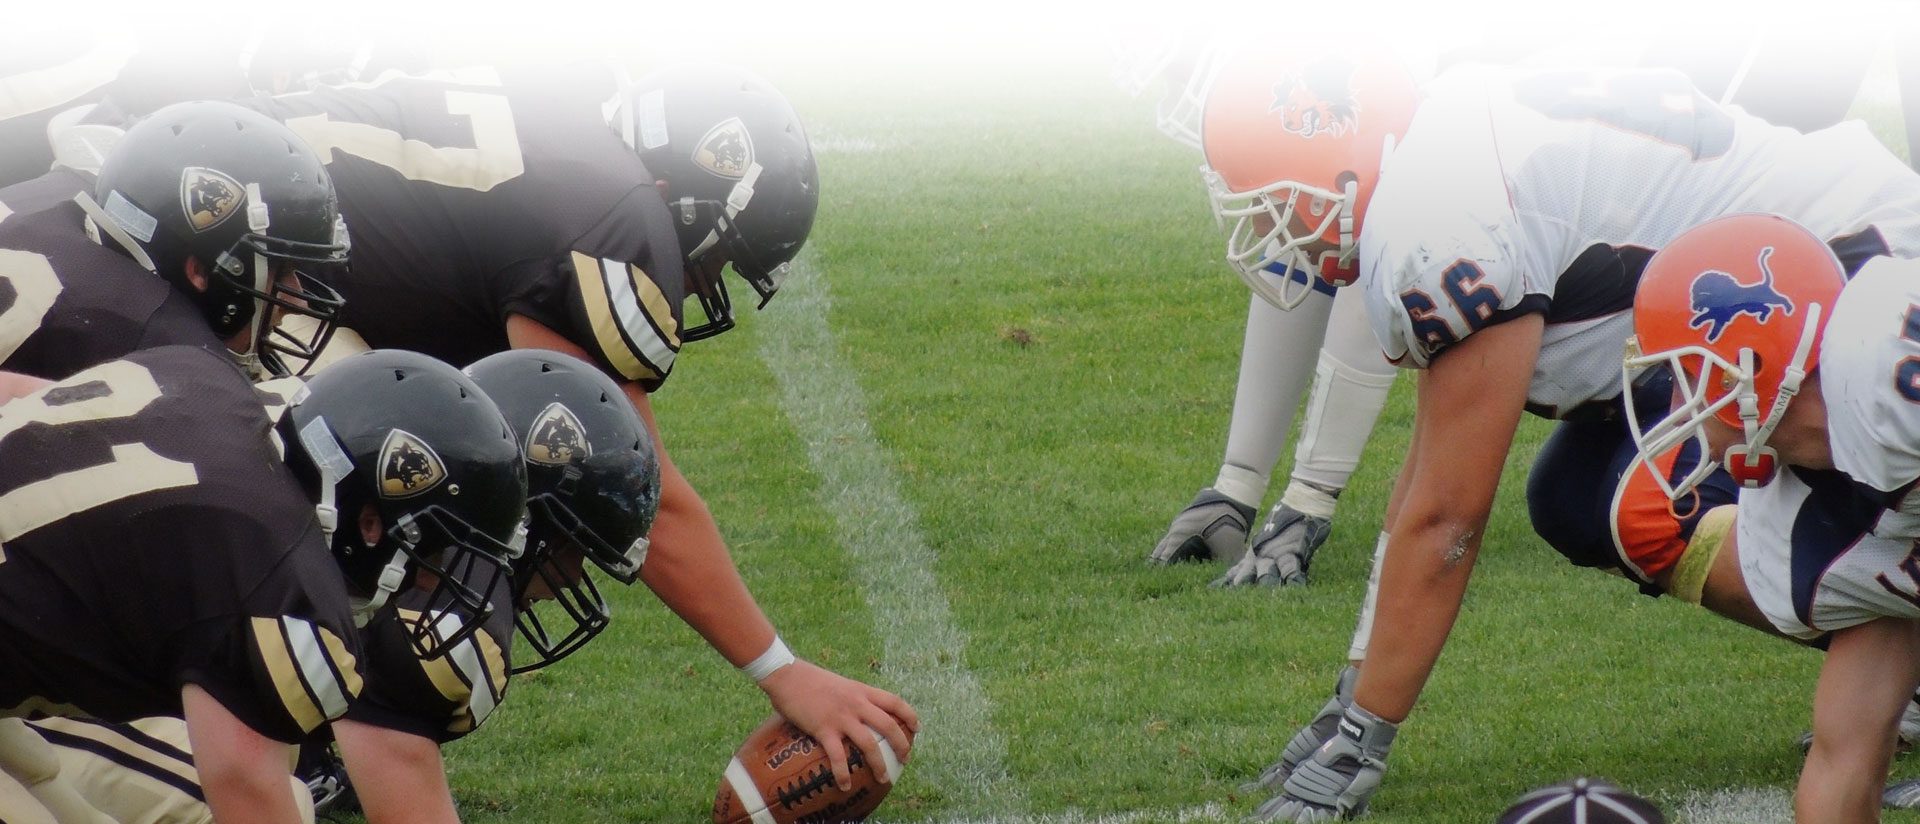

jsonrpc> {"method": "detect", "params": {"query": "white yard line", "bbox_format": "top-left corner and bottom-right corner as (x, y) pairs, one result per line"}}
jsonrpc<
(756, 259), (1027, 817)
(1671, 786), (1792, 824)
(900, 803), (1232, 824)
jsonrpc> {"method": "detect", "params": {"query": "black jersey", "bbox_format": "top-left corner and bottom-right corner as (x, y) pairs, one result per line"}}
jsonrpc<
(344, 583), (513, 743)
(244, 67), (689, 390)
(0, 346), (361, 744)
(0, 199), (224, 379)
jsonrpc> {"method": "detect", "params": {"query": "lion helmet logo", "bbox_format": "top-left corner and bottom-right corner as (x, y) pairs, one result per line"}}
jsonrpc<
(378, 429), (447, 499)
(1269, 58), (1362, 139)
(526, 402), (592, 466)
(692, 117), (755, 179)
(180, 167), (244, 233)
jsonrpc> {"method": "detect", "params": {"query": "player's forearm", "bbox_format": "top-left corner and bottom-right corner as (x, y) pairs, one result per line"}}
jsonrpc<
(639, 466), (778, 667)
(1351, 511), (1485, 723)
(0, 371), (50, 402)
(333, 720), (460, 824)
(1798, 619), (1920, 823)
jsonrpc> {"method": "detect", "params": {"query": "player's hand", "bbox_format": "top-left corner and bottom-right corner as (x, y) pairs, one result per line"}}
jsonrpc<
(1212, 503), (1332, 587)
(1253, 704), (1397, 822)
(1148, 488), (1255, 565)
(1244, 667), (1357, 794)
(760, 660), (919, 792)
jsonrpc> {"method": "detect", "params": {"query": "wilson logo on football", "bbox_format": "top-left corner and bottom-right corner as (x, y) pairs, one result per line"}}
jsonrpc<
(526, 402), (591, 466)
(1687, 245), (1796, 343)
(180, 167), (244, 233)
(378, 429), (447, 499)
(692, 117), (754, 179)
(1268, 59), (1361, 139)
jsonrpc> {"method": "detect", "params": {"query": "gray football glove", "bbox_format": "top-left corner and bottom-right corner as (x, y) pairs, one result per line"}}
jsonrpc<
(1253, 704), (1398, 822)
(1212, 502), (1333, 587)
(1148, 488), (1255, 565)
(1244, 666), (1359, 794)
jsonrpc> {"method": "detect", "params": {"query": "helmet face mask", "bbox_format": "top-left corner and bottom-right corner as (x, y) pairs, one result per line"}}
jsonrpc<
(1205, 169), (1356, 310)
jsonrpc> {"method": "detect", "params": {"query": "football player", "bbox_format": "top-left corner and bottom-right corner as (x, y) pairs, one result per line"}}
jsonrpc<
(1198, 50), (1920, 821)
(1125, 36), (1400, 588)
(1624, 214), (1920, 823)
(11, 349), (529, 824)
(234, 62), (916, 787)
(0, 99), (349, 381)
(0, 346), (524, 824)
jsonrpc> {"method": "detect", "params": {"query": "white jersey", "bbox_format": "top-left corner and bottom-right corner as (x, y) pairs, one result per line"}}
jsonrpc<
(1741, 258), (1920, 639)
(1360, 65), (1920, 419)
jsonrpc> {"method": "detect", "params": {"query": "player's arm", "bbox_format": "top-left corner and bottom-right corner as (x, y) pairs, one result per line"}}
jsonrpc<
(0, 371), (49, 401)
(331, 719), (459, 824)
(181, 684), (305, 824)
(504, 314), (917, 789)
(1800, 616), (1920, 823)
(1351, 312), (1542, 722)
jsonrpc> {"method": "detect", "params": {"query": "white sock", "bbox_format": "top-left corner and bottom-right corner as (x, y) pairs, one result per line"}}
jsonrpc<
(1219, 292), (1334, 502)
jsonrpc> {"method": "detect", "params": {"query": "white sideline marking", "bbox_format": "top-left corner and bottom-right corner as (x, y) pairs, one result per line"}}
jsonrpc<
(756, 259), (1027, 816)
(1671, 786), (1792, 824)
(893, 803), (1231, 824)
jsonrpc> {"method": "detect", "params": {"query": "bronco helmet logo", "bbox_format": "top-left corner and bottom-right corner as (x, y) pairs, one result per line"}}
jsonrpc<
(1269, 58), (1362, 139)
(180, 167), (244, 233)
(378, 429), (448, 499)
(692, 117), (755, 179)
(1687, 246), (1796, 344)
(525, 402), (592, 466)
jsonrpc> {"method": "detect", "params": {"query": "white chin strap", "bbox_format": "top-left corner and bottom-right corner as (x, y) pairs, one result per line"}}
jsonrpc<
(352, 549), (411, 628)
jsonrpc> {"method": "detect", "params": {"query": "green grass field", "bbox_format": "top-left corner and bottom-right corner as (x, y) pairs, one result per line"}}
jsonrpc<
(430, 55), (1920, 823)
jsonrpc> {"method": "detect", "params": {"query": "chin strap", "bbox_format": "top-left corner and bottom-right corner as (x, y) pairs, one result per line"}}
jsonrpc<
(1727, 302), (1823, 485)
(353, 549), (411, 628)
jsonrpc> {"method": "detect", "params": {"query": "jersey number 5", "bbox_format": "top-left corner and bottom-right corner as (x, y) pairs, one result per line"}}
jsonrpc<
(0, 361), (197, 562)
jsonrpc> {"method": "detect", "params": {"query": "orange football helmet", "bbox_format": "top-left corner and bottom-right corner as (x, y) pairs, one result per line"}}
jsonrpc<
(1200, 46), (1419, 309)
(1624, 213), (1847, 498)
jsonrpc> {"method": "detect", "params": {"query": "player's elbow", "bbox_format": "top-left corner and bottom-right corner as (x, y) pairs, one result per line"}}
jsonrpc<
(1393, 509), (1487, 571)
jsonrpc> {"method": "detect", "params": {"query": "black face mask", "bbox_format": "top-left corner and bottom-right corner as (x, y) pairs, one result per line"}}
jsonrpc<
(509, 533), (611, 674)
(380, 506), (522, 660)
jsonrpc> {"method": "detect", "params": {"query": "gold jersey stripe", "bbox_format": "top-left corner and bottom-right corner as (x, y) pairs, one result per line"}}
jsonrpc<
(630, 263), (681, 348)
(318, 626), (364, 701)
(397, 608), (476, 732)
(571, 251), (655, 382)
(251, 617), (325, 733)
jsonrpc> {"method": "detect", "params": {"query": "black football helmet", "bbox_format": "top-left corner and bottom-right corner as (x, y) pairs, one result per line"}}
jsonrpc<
(616, 64), (818, 341)
(87, 100), (349, 377)
(280, 350), (528, 660)
(465, 350), (660, 673)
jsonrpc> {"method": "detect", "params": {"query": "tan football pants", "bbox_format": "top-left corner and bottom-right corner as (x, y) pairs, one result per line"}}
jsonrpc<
(0, 718), (312, 824)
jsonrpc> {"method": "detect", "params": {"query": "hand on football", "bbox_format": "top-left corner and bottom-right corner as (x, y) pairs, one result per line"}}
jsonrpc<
(1253, 704), (1397, 823)
(1212, 503), (1332, 587)
(759, 660), (918, 792)
(1148, 488), (1255, 565)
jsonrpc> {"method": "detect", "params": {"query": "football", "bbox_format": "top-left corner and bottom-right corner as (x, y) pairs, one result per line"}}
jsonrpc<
(711, 716), (903, 824)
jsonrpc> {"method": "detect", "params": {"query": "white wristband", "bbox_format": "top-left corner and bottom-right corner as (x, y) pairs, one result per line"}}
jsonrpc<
(741, 636), (796, 682)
